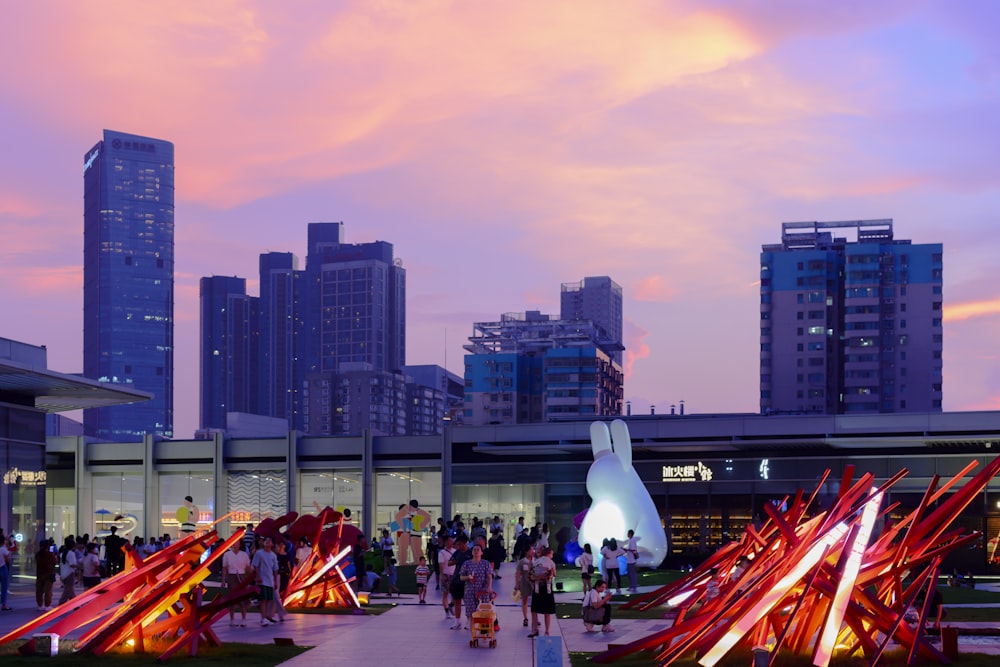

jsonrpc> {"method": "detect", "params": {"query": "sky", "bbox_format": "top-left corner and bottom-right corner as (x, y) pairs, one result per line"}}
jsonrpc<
(2, 1), (1000, 438)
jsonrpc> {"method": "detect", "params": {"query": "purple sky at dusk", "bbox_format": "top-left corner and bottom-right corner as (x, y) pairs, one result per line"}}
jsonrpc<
(2, 2), (1000, 438)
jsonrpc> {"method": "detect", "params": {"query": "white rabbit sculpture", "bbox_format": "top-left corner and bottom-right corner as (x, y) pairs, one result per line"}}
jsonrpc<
(578, 419), (667, 568)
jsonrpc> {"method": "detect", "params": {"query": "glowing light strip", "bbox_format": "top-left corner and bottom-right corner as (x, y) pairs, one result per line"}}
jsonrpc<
(814, 489), (882, 667)
(698, 522), (849, 667)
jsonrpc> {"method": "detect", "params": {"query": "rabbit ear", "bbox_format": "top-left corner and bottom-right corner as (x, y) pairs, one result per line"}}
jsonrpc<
(610, 419), (632, 468)
(590, 421), (613, 460)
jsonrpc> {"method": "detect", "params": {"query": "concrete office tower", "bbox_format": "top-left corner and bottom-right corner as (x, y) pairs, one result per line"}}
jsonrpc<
(760, 220), (943, 415)
(561, 276), (624, 365)
(464, 310), (624, 425)
(199, 276), (259, 430)
(84, 130), (175, 440)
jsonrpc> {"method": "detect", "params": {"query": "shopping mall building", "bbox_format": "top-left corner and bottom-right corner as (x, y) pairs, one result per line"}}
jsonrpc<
(5, 341), (1000, 574)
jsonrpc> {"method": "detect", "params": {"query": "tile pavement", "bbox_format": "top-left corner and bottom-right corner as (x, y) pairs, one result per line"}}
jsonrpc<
(2, 568), (1000, 664)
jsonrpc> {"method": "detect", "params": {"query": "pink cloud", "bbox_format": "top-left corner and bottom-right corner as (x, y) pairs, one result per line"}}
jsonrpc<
(944, 298), (1000, 322)
(623, 318), (650, 380)
(633, 275), (678, 303)
(0, 265), (80, 295)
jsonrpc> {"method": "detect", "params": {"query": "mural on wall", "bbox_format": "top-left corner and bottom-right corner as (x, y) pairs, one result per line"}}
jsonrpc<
(594, 456), (1000, 667)
(578, 420), (668, 568)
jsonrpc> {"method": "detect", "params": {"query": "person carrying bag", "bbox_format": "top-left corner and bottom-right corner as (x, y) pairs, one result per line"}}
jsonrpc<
(582, 578), (614, 633)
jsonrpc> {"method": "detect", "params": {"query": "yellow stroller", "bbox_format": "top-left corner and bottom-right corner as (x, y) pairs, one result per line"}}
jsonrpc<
(470, 590), (498, 648)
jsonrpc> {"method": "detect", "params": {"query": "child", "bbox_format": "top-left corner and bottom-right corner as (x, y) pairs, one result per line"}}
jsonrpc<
(383, 554), (401, 596)
(415, 556), (430, 604)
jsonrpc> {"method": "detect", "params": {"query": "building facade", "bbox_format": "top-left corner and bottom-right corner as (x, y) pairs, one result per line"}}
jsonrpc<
(464, 308), (624, 425)
(561, 276), (624, 366)
(42, 410), (1000, 575)
(200, 223), (450, 436)
(83, 129), (175, 440)
(1, 337), (147, 574)
(199, 276), (258, 429)
(760, 220), (943, 415)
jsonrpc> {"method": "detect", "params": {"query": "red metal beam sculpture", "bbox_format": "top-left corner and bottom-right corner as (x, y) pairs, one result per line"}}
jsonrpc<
(598, 456), (1000, 667)
(0, 528), (247, 660)
(0, 506), (361, 660)
(280, 506), (361, 610)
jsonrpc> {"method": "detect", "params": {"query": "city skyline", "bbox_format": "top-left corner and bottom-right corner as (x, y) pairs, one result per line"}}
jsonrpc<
(2, 3), (1000, 438)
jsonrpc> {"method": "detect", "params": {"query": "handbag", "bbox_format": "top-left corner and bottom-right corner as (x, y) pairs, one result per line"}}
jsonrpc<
(511, 589), (521, 602)
(582, 603), (604, 624)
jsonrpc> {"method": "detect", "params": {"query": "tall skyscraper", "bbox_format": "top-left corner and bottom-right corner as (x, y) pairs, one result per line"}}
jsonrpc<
(84, 130), (175, 440)
(561, 276), (624, 365)
(760, 219), (943, 415)
(199, 223), (418, 435)
(257, 251), (299, 423)
(199, 276), (258, 430)
(304, 222), (406, 375)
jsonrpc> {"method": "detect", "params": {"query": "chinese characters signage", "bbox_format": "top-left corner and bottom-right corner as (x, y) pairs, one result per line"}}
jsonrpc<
(662, 462), (713, 482)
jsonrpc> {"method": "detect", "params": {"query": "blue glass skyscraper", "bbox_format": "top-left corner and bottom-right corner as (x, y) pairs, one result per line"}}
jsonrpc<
(200, 276), (258, 430)
(84, 130), (175, 440)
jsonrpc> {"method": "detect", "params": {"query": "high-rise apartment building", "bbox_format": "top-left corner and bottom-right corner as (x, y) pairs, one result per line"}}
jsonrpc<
(199, 276), (258, 429)
(760, 220), (943, 415)
(84, 130), (174, 440)
(464, 276), (624, 425)
(561, 276), (624, 365)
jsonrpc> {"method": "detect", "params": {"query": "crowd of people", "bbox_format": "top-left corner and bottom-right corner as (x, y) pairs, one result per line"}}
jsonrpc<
(2, 515), (632, 638)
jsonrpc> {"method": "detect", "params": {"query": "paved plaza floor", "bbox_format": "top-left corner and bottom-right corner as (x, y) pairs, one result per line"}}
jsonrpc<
(1, 565), (999, 665)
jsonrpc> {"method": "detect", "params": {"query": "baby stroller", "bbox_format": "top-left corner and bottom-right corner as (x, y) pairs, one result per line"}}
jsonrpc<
(470, 590), (498, 648)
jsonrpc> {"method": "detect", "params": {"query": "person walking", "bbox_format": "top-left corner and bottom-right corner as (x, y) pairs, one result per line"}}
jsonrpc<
(438, 535), (456, 619)
(528, 546), (557, 637)
(458, 544), (493, 629)
(515, 544), (535, 627)
(35, 539), (58, 610)
(222, 541), (251, 626)
(448, 534), (472, 629)
(251, 537), (279, 626)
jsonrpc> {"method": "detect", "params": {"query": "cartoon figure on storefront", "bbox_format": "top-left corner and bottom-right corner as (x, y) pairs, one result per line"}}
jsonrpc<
(177, 495), (199, 536)
(393, 499), (430, 565)
(578, 420), (667, 568)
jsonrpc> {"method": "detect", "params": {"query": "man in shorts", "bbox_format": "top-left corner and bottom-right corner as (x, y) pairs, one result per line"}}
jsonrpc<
(448, 534), (472, 629)
(438, 535), (456, 617)
(251, 536), (280, 626)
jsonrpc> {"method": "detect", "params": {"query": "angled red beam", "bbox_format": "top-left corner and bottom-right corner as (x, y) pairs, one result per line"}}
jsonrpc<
(74, 530), (238, 656)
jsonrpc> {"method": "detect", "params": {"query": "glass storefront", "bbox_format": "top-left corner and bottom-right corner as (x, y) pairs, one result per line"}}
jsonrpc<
(159, 472), (214, 538)
(44, 487), (75, 547)
(227, 470), (287, 525)
(92, 473), (145, 541)
(299, 470), (363, 526)
(452, 483), (542, 542)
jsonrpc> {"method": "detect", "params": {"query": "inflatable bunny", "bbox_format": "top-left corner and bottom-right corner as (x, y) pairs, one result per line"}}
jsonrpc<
(578, 420), (667, 568)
